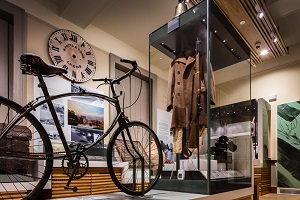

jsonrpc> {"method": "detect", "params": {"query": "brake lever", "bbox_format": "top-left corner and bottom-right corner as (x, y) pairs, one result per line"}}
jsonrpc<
(96, 82), (107, 89)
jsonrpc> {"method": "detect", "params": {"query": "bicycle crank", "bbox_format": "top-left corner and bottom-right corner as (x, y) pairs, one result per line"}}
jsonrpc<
(62, 150), (89, 180)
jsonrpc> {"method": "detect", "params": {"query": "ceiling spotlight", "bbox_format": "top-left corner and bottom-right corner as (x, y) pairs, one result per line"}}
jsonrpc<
(223, 39), (226, 43)
(260, 49), (268, 56)
(270, 31), (278, 43)
(231, 48), (234, 51)
(214, 30), (217, 33)
(254, 4), (264, 19)
(240, 20), (245, 25)
(257, 11), (264, 18)
(203, 18), (206, 22)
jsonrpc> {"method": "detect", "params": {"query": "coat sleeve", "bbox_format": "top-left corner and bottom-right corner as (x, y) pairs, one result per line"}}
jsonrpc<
(166, 62), (175, 111)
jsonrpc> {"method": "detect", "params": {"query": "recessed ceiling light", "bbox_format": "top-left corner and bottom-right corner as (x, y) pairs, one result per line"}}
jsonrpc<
(203, 18), (205, 22)
(260, 49), (268, 56)
(257, 12), (264, 18)
(240, 20), (245, 25)
(255, 4), (264, 19)
(231, 48), (234, 51)
(270, 31), (278, 43)
(214, 30), (217, 33)
(223, 39), (226, 43)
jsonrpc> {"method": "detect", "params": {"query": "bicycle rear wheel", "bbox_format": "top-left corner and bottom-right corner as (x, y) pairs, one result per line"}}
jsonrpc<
(107, 121), (162, 196)
(0, 96), (53, 200)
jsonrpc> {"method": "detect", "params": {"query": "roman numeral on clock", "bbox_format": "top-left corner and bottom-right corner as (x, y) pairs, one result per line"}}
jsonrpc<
(81, 72), (85, 79)
(86, 51), (91, 55)
(53, 55), (63, 64)
(85, 67), (92, 75)
(61, 33), (68, 41)
(81, 42), (85, 47)
(72, 71), (76, 79)
(54, 37), (62, 44)
(51, 46), (60, 52)
(62, 65), (68, 70)
(70, 34), (77, 43)
(88, 60), (95, 66)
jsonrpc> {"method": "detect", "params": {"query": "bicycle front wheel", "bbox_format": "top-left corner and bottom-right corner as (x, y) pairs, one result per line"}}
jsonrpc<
(107, 121), (162, 196)
(0, 96), (53, 200)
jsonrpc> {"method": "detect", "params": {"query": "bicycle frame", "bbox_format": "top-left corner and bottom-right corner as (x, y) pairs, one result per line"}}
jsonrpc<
(0, 72), (142, 159)
(0, 56), (157, 197)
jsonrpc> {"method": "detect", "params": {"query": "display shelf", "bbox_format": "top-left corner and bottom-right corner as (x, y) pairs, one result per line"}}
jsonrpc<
(211, 132), (251, 140)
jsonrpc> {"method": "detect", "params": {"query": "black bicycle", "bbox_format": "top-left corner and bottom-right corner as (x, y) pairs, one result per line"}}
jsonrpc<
(0, 53), (162, 199)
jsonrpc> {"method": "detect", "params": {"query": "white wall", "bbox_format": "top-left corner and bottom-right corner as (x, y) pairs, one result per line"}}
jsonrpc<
(216, 63), (300, 159)
(251, 63), (300, 159)
(6, 0), (171, 143)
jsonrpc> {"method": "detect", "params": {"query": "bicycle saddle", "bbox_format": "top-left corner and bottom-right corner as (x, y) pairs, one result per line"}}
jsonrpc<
(20, 53), (67, 76)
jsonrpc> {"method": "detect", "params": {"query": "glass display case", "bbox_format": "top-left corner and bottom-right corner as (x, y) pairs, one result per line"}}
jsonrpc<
(149, 0), (252, 194)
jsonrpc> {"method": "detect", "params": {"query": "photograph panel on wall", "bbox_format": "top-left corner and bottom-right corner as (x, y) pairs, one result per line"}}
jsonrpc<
(157, 109), (174, 164)
(277, 100), (300, 188)
(40, 102), (65, 127)
(71, 126), (104, 148)
(34, 76), (104, 148)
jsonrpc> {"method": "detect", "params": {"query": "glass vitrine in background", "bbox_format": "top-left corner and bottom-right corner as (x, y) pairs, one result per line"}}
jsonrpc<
(149, 0), (252, 194)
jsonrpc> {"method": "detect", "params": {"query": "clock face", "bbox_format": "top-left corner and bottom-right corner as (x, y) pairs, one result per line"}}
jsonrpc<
(48, 29), (96, 82)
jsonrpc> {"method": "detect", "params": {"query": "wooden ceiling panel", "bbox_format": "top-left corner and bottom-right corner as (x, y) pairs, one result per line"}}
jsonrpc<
(191, 0), (288, 66)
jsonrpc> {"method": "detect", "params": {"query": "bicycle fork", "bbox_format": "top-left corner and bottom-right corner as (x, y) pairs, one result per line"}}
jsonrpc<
(120, 125), (145, 195)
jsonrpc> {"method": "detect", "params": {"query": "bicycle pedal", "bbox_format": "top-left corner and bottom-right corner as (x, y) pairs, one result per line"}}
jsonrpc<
(64, 186), (78, 192)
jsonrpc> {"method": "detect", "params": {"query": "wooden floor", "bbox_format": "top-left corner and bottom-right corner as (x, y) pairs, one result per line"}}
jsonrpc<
(260, 194), (300, 200)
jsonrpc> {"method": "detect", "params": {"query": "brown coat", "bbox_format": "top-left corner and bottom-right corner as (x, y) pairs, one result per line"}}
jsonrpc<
(167, 54), (196, 128)
(188, 53), (216, 148)
(167, 53), (216, 148)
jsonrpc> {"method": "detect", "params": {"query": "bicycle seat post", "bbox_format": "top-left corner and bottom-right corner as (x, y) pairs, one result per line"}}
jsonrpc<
(36, 72), (71, 154)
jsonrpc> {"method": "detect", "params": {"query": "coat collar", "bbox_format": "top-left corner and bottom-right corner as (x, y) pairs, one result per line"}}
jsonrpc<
(173, 53), (195, 67)
(186, 55), (195, 66)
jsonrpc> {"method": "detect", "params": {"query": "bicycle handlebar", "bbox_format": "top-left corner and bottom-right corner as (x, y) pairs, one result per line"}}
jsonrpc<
(120, 59), (137, 67)
(92, 78), (111, 82)
(93, 58), (138, 84)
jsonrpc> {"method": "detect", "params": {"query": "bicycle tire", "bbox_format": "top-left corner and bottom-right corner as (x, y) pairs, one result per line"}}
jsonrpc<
(0, 96), (53, 200)
(107, 121), (162, 196)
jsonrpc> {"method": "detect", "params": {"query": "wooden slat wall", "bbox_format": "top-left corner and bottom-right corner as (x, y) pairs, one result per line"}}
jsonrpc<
(233, 195), (252, 200)
(90, 168), (120, 195)
(52, 167), (121, 199)
(254, 167), (271, 196)
(0, 191), (27, 200)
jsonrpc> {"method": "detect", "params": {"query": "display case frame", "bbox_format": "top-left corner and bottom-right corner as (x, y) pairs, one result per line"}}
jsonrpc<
(149, 0), (252, 195)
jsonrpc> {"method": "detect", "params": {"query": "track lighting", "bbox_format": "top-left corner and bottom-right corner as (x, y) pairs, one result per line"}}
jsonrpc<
(254, 4), (264, 19)
(270, 31), (278, 43)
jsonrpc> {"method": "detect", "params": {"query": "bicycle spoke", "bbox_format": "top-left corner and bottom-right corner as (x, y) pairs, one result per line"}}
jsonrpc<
(107, 121), (162, 196)
(0, 97), (53, 199)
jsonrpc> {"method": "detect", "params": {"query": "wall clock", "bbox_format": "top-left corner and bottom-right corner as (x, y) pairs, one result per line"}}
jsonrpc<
(48, 29), (96, 82)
